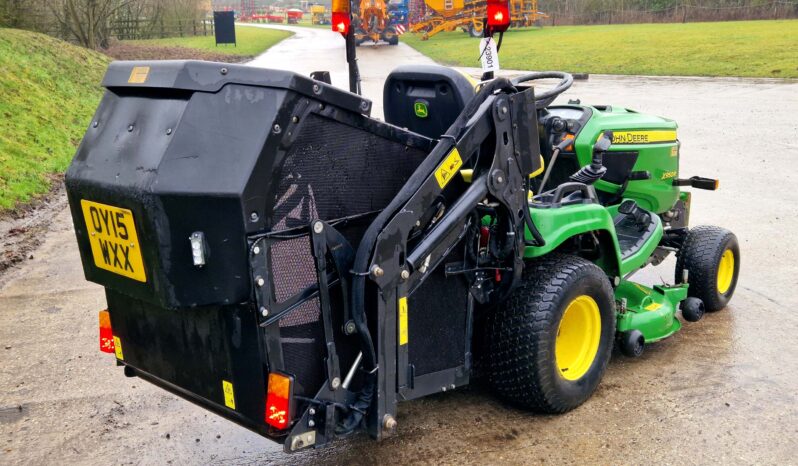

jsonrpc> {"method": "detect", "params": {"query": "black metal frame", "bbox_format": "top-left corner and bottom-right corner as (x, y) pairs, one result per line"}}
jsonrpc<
(244, 80), (542, 450)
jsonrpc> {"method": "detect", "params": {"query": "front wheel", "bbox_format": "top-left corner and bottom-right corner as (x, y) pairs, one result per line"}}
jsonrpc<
(675, 225), (740, 312)
(487, 254), (616, 413)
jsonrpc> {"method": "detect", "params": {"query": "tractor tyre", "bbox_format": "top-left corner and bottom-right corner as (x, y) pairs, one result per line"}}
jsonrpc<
(487, 254), (616, 413)
(383, 28), (399, 45)
(468, 23), (483, 38)
(675, 225), (740, 312)
(355, 28), (368, 46)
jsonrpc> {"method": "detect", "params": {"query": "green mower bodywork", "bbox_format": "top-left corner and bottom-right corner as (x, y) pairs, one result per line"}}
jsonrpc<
(522, 104), (691, 345)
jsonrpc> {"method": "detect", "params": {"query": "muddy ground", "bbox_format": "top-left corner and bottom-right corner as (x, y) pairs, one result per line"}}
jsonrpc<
(103, 40), (252, 63)
(1, 25), (797, 465)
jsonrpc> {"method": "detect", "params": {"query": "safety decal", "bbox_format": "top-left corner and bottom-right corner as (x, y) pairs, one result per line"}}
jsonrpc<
(113, 336), (124, 361)
(398, 297), (408, 346)
(434, 148), (463, 189)
(222, 380), (236, 410)
(128, 66), (150, 84)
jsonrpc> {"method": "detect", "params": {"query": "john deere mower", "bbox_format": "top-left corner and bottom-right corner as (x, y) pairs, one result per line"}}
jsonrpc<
(65, 0), (739, 453)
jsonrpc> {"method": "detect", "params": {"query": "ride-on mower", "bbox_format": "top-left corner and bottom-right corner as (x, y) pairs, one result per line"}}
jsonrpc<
(65, 0), (740, 454)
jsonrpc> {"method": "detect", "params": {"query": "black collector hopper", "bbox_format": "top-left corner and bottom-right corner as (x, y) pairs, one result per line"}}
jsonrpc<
(65, 59), (540, 450)
(65, 61), (442, 442)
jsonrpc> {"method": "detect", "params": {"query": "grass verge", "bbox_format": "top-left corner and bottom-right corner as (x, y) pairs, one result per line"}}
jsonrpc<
(0, 29), (110, 212)
(402, 20), (798, 78)
(130, 25), (292, 57)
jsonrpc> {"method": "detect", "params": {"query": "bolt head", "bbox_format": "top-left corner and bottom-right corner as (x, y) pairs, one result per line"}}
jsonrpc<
(344, 321), (357, 335)
(313, 221), (324, 234)
(166, 128), (172, 135)
(308, 408), (316, 416)
(260, 306), (268, 317)
(272, 124), (281, 134)
(256, 277), (265, 287)
(400, 270), (410, 280)
(331, 377), (341, 389)
(371, 265), (384, 278)
(250, 212), (259, 222)
(308, 420), (315, 427)
(253, 246), (261, 255)
(220, 67), (228, 75)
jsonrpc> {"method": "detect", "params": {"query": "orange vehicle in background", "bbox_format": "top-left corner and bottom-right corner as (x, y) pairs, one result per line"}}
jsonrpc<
(354, 0), (400, 45)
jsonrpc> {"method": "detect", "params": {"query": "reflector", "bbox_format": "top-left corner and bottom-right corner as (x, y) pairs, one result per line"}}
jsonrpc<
(99, 310), (115, 353)
(265, 372), (293, 429)
(331, 0), (351, 35)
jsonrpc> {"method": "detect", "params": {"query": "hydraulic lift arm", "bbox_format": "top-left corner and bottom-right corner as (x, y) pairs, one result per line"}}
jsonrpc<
(341, 78), (542, 439)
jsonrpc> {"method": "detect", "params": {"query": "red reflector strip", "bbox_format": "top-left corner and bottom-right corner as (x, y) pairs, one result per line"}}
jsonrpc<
(265, 372), (293, 429)
(99, 310), (115, 353)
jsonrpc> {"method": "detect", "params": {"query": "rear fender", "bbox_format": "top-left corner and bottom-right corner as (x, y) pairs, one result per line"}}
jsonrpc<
(524, 203), (622, 277)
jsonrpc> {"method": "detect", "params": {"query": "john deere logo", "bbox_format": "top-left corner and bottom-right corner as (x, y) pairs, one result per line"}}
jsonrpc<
(414, 101), (429, 118)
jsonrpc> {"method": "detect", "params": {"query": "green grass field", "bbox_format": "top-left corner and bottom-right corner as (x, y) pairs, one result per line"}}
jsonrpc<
(402, 20), (798, 78)
(132, 25), (292, 56)
(0, 29), (110, 211)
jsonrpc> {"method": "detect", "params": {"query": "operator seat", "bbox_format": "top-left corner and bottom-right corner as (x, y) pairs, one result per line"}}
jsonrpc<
(383, 65), (476, 140)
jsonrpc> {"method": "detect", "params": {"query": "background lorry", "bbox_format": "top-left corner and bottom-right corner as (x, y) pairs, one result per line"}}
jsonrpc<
(65, 3), (739, 454)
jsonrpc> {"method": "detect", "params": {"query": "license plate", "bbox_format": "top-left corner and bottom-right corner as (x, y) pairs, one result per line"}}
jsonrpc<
(80, 200), (147, 282)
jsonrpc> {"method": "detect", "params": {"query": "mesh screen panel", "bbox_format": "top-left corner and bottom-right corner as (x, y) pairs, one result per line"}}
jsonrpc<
(270, 113), (428, 396)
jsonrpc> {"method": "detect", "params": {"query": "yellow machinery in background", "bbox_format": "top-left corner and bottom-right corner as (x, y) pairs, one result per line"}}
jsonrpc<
(410, 0), (546, 40)
(311, 4), (330, 24)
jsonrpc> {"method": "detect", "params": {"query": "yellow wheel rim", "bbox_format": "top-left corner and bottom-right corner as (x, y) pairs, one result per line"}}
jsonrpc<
(717, 249), (735, 294)
(555, 295), (601, 381)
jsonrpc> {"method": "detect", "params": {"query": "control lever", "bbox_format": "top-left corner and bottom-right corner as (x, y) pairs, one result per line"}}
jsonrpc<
(569, 131), (612, 185)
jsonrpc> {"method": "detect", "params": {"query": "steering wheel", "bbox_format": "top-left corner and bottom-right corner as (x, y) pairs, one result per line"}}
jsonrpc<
(511, 71), (574, 109)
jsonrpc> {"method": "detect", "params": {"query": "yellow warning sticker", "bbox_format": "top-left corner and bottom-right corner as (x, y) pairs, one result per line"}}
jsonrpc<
(605, 130), (677, 145)
(113, 336), (124, 360)
(128, 66), (150, 84)
(222, 380), (236, 410)
(644, 302), (662, 311)
(434, 148), (463, 189)
(398, 297), (408, 346)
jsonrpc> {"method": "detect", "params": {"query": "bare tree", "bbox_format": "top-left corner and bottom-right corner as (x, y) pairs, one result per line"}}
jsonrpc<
(49, 0), (134, 48)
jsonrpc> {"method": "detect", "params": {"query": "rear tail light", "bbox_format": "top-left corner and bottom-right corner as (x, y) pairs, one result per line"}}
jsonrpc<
(486, 0), (511, 33)
(331, 0), (351, 34)
(265, 372), (294, 429)
(99, 310), (115, 353)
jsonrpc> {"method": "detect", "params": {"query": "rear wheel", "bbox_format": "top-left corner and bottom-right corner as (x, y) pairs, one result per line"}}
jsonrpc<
(675, 226), (740, 312)
(355, 28), (368, 46)
(382, 28), (399, 45)
(468, 22), (483, 38)
(487, 254), (615, 413)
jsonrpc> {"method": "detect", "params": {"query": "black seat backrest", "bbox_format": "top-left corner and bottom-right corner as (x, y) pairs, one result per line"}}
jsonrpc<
(383, 65), (476, 139)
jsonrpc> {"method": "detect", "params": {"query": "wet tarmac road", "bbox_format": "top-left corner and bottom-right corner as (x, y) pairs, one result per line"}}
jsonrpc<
(1, 25), (797, 465)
